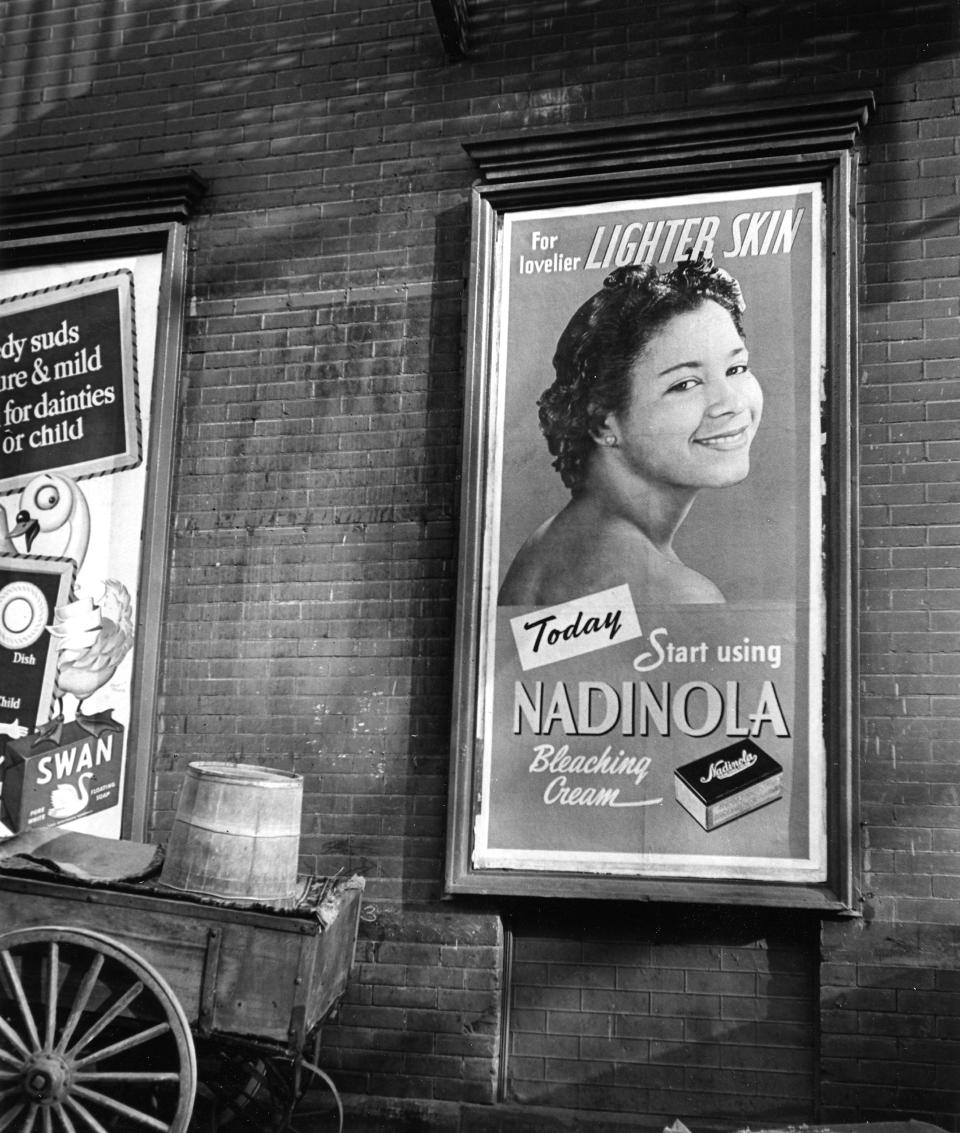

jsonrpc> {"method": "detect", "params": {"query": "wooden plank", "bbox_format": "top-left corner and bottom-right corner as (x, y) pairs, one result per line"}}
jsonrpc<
(0, 875), (213, 1022)
(0, 872), (361, 1050)
(306, 884), (363, 1028)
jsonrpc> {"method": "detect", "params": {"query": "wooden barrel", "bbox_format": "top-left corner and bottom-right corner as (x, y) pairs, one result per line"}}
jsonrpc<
(160, 762), (303, 906)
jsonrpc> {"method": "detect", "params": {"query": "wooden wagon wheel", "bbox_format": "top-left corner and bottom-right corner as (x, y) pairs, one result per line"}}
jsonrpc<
(0, 926), (197, 1133)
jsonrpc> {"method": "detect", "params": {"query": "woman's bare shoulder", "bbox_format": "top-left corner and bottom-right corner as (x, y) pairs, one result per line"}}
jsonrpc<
(656, 564), (725, 605)
(500, 521), (726, 608)
(497, 516), (561, 605)
(498, 507), (644, 606)
(498, 508), (609, 605)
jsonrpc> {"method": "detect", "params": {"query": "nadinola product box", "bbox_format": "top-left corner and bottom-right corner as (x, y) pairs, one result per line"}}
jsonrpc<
(674, 739), (783, 832)
(0, 721), (122, 831)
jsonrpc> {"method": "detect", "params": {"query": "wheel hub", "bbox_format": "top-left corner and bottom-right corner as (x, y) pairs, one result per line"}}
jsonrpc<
(21, 1053), (71, 1104)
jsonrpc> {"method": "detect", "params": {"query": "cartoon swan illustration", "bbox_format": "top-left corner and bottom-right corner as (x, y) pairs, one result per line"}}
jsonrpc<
(49, 771), (93, 819)
(31, 580), (135, 745)
(7, 471), (91, 571)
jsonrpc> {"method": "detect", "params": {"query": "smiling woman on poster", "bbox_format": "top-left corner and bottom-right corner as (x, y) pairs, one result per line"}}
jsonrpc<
(498, 257), (762, 607)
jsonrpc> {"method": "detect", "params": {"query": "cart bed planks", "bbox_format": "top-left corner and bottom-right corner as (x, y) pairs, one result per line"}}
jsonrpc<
(0, 869), (363, 1054)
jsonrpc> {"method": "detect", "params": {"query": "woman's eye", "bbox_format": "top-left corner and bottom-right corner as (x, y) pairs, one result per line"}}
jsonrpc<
(667, 377), (700, 393)
(727, 363), (749, 377)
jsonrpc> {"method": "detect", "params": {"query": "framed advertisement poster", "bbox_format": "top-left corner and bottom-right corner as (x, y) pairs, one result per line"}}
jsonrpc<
(446, 152), (858, 907)
(0, 172), (205, 840)
(0, 263), (149, 836)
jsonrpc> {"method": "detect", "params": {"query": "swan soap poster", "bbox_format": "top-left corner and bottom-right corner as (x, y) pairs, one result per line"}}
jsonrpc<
(0, 269), (143, 836)
(452, 184), (830, 888)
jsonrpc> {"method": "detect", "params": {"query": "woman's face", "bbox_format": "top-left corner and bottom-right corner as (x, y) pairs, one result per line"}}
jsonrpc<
(608, 300), (763, 491)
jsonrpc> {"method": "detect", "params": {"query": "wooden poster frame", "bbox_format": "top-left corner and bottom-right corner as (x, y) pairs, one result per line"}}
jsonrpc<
(445, 96), (871, 910)
(0, 173), (206, 840)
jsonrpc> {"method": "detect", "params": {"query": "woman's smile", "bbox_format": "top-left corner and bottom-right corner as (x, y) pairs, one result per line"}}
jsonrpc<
(692, 421), (754, 450)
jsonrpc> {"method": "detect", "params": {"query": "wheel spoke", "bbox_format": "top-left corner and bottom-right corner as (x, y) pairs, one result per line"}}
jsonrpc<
(0, 1045), (23, 1071)
(0, 1011), (31, 1060)
(53, 953), (104, 1056)
(72, 1020), (171, 1069)
(65, 980), (144, 1060)
(45, 942), (60, 1050)
(52, 1104), (78, 1133)
(19, 1103), (39, 1133)
(0, 948), (41, 1051)
(42, 1107), (53, 1133)
(75, 1071), (181, 1084)
(63, 1096), (110, 1133)
(70, 1084), (170, 1132)
(0, 1103), (26, 1133)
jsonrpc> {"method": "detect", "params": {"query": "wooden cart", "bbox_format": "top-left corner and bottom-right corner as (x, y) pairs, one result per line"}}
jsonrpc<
(0, 865), (363, 1132)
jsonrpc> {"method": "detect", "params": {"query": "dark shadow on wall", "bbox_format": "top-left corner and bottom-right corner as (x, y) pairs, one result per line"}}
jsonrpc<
(502, 901), (820, 1125)
(3, 1), (958, 181)
(377, 201), (470, 902)
(304, 201), (471, 898)
(464, 0), (959, 79)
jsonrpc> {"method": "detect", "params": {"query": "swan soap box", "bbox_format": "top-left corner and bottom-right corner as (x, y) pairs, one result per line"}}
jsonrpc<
(0, 719), (122, 832)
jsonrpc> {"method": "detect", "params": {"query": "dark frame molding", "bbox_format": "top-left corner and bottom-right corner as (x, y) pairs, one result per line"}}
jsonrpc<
(0, 172), (207, 241)
(446, 94), (872, 911)
(463, 92), (874, 187)
(0, 172), (207, 841)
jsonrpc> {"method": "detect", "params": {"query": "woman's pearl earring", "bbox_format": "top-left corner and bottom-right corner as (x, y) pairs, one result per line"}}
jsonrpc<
(604, 435), (617, 447)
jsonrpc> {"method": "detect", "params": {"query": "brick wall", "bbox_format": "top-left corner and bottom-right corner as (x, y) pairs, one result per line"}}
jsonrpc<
(2, 0), (960, 1128)
(321, 908), (503, 1105)
(507, 908), (816, 1124)
(821, 920), (960, 1124)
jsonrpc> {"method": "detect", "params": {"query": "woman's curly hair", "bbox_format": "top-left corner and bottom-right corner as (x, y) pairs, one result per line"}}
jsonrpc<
(537, 256), (746, 492)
